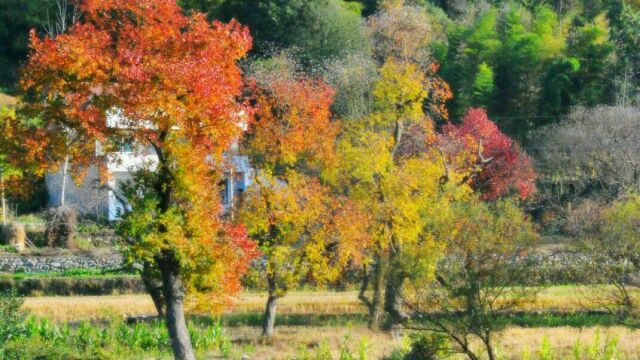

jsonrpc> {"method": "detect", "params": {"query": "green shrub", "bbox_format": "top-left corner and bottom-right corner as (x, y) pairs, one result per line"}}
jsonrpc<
(0, 275), (145, 296)
(3, 337), (88, 360)
(404, 332), (451, 360)
(10, 316), (234, 359)
(0, 289), (25, 349)
(0, 245), (18, 253)
(529, 332), (623, 360)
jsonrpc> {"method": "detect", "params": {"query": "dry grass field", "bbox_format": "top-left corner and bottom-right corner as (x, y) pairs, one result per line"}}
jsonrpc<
(20, 287), (640, 359)
(23, 286), (639, 322)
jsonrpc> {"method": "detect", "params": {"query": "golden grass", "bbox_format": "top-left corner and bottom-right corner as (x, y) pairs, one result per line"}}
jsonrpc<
(498, 326), (640, 360)
(0, 93), (17, 108)
(223, 326), (640, 359)
(194, 326), (640, 359)
(20, 288), (640, 359)
(223, 326), (402, 360)
(23, 294), (156, 322)
(22, 286), (640, 322)
(23, 291), (366, 322)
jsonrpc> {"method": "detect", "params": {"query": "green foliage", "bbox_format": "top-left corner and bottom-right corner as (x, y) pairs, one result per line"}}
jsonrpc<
(4, 268), (135, 279)
(290, 0), (370, 64)
(531, 331), (622, 360)
(404, 332), (451, 360)
(410, 198), (538, 360)
(538, 336), (556, 360)
(0, 275), (144, 296)
(0, 245), (18, 253)
(439, 4), (616, 139)
(338, 331), (369, 360)
(0, 289), (25, 350)
(0, 0), (58, 91)
(472, 62), (495, 106)
(567, 14), (615, 106)
(215, 0), (369, 63)
(539, 57), (581, 117)
(3, 316), (233, 359)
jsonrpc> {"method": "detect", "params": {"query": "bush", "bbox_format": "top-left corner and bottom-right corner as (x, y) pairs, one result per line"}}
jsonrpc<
(3, 316), (234, 359)
(0, 276), (145, 296)
(0, 289), (25, 350)
(404, 332), (451, 360)
(2, 337), (88, 360)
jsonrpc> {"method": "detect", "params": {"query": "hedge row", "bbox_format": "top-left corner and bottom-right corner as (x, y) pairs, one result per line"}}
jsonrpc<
(0, 275), (145, 296)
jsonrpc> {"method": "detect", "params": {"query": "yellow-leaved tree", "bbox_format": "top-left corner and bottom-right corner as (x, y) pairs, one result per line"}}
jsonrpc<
(327, 58), (473, 329)
(237, 64), (370, 337)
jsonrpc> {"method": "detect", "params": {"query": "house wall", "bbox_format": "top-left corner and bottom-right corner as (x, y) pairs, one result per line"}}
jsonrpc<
(45, 166), (110, 220)
(46, 153), (253, 221)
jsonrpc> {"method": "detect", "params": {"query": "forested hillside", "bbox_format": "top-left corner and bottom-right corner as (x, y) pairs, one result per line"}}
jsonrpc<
(3, 0), (639, 140)
(1, 1), (640, 359)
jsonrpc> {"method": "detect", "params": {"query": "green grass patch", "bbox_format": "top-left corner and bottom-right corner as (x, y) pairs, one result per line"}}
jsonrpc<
(1, 268), (136, 280)
(496, 312), (620, 328)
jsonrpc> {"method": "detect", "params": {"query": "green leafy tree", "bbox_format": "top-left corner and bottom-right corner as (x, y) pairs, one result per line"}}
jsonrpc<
(0, 0), (59, 91)
(0, 290), (24, 351)
(539, 57), (580, 117)
(407, 199), (538, 360)
(582, 195), (640, 326)
(215, 0), (368, 64)
(471, 62), (495, 107)
(567, 14), (615, 106)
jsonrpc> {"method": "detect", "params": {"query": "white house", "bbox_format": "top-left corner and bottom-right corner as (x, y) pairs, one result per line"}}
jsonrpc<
(46, 111), (254, 221)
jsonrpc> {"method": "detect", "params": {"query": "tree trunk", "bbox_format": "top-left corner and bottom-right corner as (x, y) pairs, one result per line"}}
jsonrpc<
(368, 258), (385, 330)
(160, 253), (195, 360)
(142, 263), (166, 317)
(384, 271), (408, 328)
(60, 154), (69, 206)
(262, 293), (279, 337)
(1, 173), (6, 226)
(390, 120), (404, 162)
(384, 239), (409, 328)
(483, 332), (496, 360)
(262, 275), (279, 337)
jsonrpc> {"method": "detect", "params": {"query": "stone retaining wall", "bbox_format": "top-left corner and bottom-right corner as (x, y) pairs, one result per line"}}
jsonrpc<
(0, 254), (124, 272)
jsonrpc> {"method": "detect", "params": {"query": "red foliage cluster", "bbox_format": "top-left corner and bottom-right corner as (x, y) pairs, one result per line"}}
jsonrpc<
(245, 76), (338, 169)
(443, 108), (536, 200)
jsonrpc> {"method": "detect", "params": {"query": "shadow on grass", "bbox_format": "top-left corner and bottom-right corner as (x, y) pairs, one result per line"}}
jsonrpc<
(191, 312), (370, 328)
(187, 310), (622, 329)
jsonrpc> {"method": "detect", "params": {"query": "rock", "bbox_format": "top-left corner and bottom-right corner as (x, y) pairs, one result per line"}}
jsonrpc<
(2, 222), (26, 252)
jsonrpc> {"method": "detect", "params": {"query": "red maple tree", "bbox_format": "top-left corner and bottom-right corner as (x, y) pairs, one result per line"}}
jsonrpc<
(21, 1), (257, 358)
(442, 108), (536, 200)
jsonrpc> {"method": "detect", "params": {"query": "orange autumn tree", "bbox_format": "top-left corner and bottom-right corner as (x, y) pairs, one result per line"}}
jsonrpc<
(0, 107), (47, 226)
(237, 65), (369, 337)
(21, 1), (257, 359)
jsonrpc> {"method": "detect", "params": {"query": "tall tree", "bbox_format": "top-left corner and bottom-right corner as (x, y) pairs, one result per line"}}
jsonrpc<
(214, 0), (369, 64)
(0, 107), (46, 225)
(532, 105), (640, 228)
(407, 198), (538, 360)
(0, 0), (58, 91)
(566, 14), (615, 107)
(20, 1), (258, 359)
(331, 58), (471, 329)
(238, 67), (369, 336)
